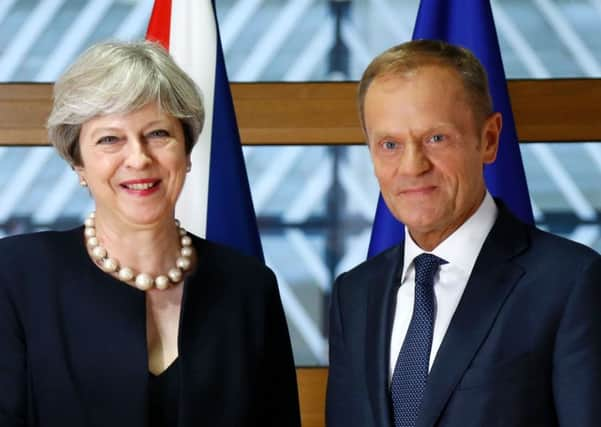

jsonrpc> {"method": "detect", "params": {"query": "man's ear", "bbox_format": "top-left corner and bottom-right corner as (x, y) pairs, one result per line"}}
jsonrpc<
(481, 112), (502, 164)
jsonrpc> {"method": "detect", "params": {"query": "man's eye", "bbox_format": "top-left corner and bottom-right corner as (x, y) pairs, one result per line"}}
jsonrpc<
(428, 134), (445, 143)
(97, 136), (118, 144)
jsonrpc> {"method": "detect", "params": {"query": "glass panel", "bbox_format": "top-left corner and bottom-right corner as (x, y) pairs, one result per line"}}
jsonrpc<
(1, 0), (601, 83)
(1, 143), (600, 365)
(522, 143), (601, 248)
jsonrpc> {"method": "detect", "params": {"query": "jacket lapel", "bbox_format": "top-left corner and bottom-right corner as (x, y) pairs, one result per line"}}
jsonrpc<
(416, 206), (529, 427)
(62, 232), (149, 427)
(365, 245), (404, 427)
(177, 238), (231, 425)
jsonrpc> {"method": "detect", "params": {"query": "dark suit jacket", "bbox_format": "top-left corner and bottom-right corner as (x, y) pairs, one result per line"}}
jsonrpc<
(326, 204), (601, 427)
(0, 228), (300, 427)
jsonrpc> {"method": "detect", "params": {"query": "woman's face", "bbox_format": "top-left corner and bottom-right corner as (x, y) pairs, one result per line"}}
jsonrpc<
(76, 102), (189, 229)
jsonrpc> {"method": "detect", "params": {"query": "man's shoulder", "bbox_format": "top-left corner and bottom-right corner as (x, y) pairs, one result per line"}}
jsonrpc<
(492, 201), (600, 266)
(334, 243), (402, 290)
(526, 224), (601, 265)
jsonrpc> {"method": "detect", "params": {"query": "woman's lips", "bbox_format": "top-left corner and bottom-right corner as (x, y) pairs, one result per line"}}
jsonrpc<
(120, 179), (161, 195)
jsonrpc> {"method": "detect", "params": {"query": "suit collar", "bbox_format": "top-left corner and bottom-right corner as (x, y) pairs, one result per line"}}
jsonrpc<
(364, 244), (404, 427)
(416, 202), (530, 427)
(402, 191), (498, 281)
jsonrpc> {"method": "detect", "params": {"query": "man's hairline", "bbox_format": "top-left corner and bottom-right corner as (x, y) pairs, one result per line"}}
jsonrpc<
(359, 63), (487, 144)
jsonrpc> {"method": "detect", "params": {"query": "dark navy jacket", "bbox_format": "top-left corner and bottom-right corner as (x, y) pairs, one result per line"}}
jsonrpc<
(327, 203), (601, 427)
(0, 228), (300, 427)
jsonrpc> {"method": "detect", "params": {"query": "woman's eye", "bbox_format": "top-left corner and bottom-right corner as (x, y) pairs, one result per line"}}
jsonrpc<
(383, 140), (398, 150)
(148, 129), (169, 138)
(97, 136), (118, 144)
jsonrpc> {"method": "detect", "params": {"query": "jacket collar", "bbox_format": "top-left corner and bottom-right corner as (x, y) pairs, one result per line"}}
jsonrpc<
(364, 244), (404, 427)
(416, 202), (529, 427)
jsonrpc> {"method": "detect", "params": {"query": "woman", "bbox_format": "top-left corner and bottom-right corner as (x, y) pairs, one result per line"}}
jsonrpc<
(0, 41), (300, 427)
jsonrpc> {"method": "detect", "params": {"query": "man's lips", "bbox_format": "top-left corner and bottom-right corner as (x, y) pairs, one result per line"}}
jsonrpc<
(399, 185), (437, 195)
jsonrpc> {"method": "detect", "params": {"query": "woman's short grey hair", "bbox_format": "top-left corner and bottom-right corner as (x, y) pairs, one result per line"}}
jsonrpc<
(47, 40), (204, 166)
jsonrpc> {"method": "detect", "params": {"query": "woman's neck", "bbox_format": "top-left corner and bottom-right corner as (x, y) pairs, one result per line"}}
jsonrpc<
(92, 213), (183, 278)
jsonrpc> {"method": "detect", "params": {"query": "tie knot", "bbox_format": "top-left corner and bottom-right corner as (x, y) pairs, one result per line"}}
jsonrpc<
(413, 253), (446, 287)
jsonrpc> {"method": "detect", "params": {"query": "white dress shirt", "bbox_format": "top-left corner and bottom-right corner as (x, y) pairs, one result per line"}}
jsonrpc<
(388, 192), (498, 382)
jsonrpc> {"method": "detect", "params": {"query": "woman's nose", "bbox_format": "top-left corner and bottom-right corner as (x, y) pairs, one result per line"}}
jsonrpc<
(125, 139), (152, 169)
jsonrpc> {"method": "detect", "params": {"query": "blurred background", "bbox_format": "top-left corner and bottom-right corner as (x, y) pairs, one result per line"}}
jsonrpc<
(1, 0), (600, 365)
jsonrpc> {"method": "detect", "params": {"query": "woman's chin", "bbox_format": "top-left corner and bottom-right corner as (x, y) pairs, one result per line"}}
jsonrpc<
(99, 208), (174, 230)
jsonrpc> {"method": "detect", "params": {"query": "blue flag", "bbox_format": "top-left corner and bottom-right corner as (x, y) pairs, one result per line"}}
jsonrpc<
(147, 0), (264, 260)
(367, 0), (533, 258)
(207, 30), (264, 259)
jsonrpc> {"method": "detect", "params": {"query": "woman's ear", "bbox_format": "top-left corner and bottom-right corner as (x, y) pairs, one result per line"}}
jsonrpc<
(73, 165), (87, 187)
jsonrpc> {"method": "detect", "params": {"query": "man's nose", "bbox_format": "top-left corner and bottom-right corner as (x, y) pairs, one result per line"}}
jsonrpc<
(397, 142), (431, 176)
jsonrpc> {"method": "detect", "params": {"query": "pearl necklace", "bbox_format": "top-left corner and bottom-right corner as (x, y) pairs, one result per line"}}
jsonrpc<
(84, 212), (193, 291)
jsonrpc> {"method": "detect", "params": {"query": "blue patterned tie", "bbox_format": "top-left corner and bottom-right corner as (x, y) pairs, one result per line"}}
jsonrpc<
(391, 253), (447, 427)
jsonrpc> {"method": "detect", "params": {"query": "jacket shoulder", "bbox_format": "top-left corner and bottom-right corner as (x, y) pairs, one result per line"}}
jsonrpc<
(334, 243), (402, 291)
(524, 225), (601, 272)
(191, 235), (277, 291)
(529, 226), (600, 257)
(0, 228), (79, 264)
(194, 236), (271, 271)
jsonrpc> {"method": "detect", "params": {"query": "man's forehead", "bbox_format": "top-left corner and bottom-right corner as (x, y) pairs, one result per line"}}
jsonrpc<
(364, 68), (480, 137)
(373, 63), (461, 86)
(365, 67), (467, 107)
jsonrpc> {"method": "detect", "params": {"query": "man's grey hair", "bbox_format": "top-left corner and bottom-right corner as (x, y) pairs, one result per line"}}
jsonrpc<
(358, 39), (493, 133)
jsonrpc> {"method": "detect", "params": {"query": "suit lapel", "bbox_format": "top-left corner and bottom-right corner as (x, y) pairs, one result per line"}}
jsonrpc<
(365, 245), (404, 427)
(416, 207), (529, 427)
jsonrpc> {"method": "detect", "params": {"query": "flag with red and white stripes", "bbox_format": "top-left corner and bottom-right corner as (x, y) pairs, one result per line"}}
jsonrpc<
(146, 0), (263, 259)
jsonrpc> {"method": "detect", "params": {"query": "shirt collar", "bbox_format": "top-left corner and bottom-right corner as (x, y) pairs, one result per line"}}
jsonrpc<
(401, 192), (498, 281)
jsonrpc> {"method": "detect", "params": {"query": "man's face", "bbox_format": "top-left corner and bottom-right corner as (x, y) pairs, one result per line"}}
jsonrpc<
(363, 65), (501, 250)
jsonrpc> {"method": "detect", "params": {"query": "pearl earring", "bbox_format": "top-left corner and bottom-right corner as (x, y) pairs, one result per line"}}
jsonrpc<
(80, 178), (88, 187)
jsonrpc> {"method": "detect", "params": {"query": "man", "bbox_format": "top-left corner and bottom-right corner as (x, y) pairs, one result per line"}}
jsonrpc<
(326, 39), (601, 427)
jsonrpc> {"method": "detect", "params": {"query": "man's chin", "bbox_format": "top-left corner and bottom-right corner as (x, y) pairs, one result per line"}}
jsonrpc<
(394, 207), (438, 226)
(397, 213), (440, 234)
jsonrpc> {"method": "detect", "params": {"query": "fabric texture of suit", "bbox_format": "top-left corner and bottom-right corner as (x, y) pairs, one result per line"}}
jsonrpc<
(326, 202), (601, 427)
(0, 227), (300, 427)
